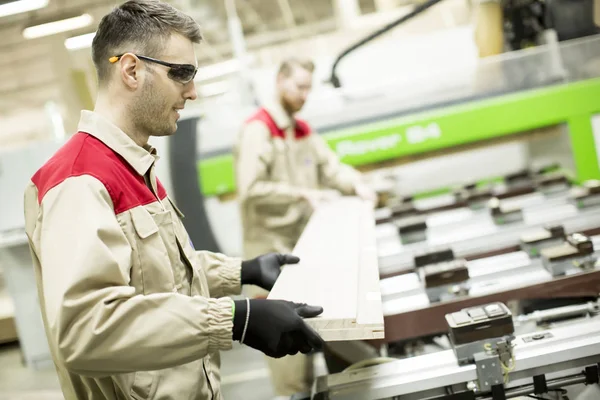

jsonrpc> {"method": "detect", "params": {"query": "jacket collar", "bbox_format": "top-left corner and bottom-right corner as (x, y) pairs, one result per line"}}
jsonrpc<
(264, 100), (294, 130)
(77, 110), (157, 176)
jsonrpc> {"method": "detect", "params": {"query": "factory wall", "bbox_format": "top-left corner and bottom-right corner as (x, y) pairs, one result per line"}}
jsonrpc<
(0, 141), (62, 233)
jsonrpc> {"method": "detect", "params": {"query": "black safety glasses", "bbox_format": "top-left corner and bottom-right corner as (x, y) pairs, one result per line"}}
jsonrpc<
(109, 54), (198, 84)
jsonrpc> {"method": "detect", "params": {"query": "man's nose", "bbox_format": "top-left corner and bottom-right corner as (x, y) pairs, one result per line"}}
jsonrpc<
(184, 80), (198, 101)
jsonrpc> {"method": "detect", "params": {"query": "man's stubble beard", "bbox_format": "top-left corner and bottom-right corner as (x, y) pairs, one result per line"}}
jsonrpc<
(279, 90), (302, 115)
(129, 76), (174, 138)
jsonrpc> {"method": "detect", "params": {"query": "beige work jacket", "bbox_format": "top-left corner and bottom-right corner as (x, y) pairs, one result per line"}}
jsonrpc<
(24, 110), (241, 400)
(234, 103), (362, 259)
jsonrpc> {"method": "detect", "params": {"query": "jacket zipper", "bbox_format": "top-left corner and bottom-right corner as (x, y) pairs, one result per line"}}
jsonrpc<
(176, 233), (215, 399)
(145, 169), (215, 399)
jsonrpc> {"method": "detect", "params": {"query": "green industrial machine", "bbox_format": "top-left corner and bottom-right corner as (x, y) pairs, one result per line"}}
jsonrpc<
(198, 72), (600, 198)
(192, 0), (600, 200)
(194, 0), (600, 199)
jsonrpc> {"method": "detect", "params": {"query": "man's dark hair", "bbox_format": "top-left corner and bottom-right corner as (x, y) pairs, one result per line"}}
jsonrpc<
(277, 57), (315, 77)
(92, 0), (202, 84)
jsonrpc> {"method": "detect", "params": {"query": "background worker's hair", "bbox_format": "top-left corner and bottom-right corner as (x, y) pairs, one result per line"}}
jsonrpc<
(277, 57), (316, 77)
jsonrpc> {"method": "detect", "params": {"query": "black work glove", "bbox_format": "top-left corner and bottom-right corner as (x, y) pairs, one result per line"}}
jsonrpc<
(232, 299), (324, 358)
(241, 253), (300, 291)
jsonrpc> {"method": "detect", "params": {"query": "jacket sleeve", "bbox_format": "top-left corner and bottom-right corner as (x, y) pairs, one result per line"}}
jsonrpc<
(27, 175), (234, 377)
(196, 251), (242, 298)
(235, 120), (310, 206)
(311, 133), (362, 195)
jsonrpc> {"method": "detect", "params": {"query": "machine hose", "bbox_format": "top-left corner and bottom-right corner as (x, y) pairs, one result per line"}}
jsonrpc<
(329, 0), (447, 88)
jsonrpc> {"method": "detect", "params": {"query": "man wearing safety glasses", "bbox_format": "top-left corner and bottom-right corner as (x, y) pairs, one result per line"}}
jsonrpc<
(22, 1), (324, 399)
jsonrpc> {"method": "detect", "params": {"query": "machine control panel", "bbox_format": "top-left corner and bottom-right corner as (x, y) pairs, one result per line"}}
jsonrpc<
(446, 302), (515, 346)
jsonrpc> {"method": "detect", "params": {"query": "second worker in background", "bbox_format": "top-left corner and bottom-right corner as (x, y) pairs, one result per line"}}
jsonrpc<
(234, 58), (377, 397)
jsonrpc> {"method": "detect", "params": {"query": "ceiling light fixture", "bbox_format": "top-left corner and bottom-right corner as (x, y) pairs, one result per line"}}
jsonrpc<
(0, 0), (48, 18)
(195, 59), (240, 82)
(23, 13), (93, 40)
(65, 31), (96, 50)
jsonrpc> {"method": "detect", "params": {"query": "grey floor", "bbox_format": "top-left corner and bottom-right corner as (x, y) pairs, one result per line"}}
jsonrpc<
(0, 340), (323, 400)
(0, 341), (63, 400)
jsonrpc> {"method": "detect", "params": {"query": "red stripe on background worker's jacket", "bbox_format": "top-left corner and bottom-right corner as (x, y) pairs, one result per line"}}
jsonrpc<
(246, 107), (312, 140)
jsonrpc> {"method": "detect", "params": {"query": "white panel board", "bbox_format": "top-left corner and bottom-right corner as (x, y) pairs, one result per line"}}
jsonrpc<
(268, 197), (385, 341)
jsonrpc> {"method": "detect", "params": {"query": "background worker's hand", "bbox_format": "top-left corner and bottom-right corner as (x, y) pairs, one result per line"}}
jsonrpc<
(241, 253), (300, 291)
(232, 299), (324, 358)
(304, 189), (341, 210)
(354, 182), (378, 209)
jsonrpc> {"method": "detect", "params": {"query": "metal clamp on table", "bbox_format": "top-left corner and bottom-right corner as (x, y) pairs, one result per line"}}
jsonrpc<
(519, 224), (566, 257)
(414, 248), (456, 269)
(489, 197), (524, 225)
(454, 184), (494, 210)
(397, 216), (428, 245)
(420, 259), (470, 303)
(535, 173), (571, 194)
(571, 180), (600, 209)
(540, 232), (597, 276)
(504, 169), (533, 189)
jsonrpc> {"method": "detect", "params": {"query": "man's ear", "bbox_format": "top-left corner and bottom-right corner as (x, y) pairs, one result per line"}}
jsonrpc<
(119, 53), (140, 90)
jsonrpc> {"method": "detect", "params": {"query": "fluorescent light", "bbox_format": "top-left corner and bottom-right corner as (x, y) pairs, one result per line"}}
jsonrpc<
(196, 59), (240, 82)
(23, 13), (93, 39)
(65, 31), (96, 50)
(0, 0), (48, 18)
(199, 80), (230, 97)
(44, 101), (66, 142)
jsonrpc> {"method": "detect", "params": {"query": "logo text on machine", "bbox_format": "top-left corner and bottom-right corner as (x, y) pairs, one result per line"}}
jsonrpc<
(405, 123), (442, 144)
(335, 133), (402, 158)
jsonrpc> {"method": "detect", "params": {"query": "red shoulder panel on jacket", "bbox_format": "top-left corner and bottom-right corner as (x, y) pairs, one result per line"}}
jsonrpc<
(246, 107), (311, 139)
(32, 132), (167, 215)
(295, 119), (312, 139)
(246, 108), (284, 138)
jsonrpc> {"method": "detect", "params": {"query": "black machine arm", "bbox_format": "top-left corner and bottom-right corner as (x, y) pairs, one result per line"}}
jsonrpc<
(328, 0), (446, 88)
